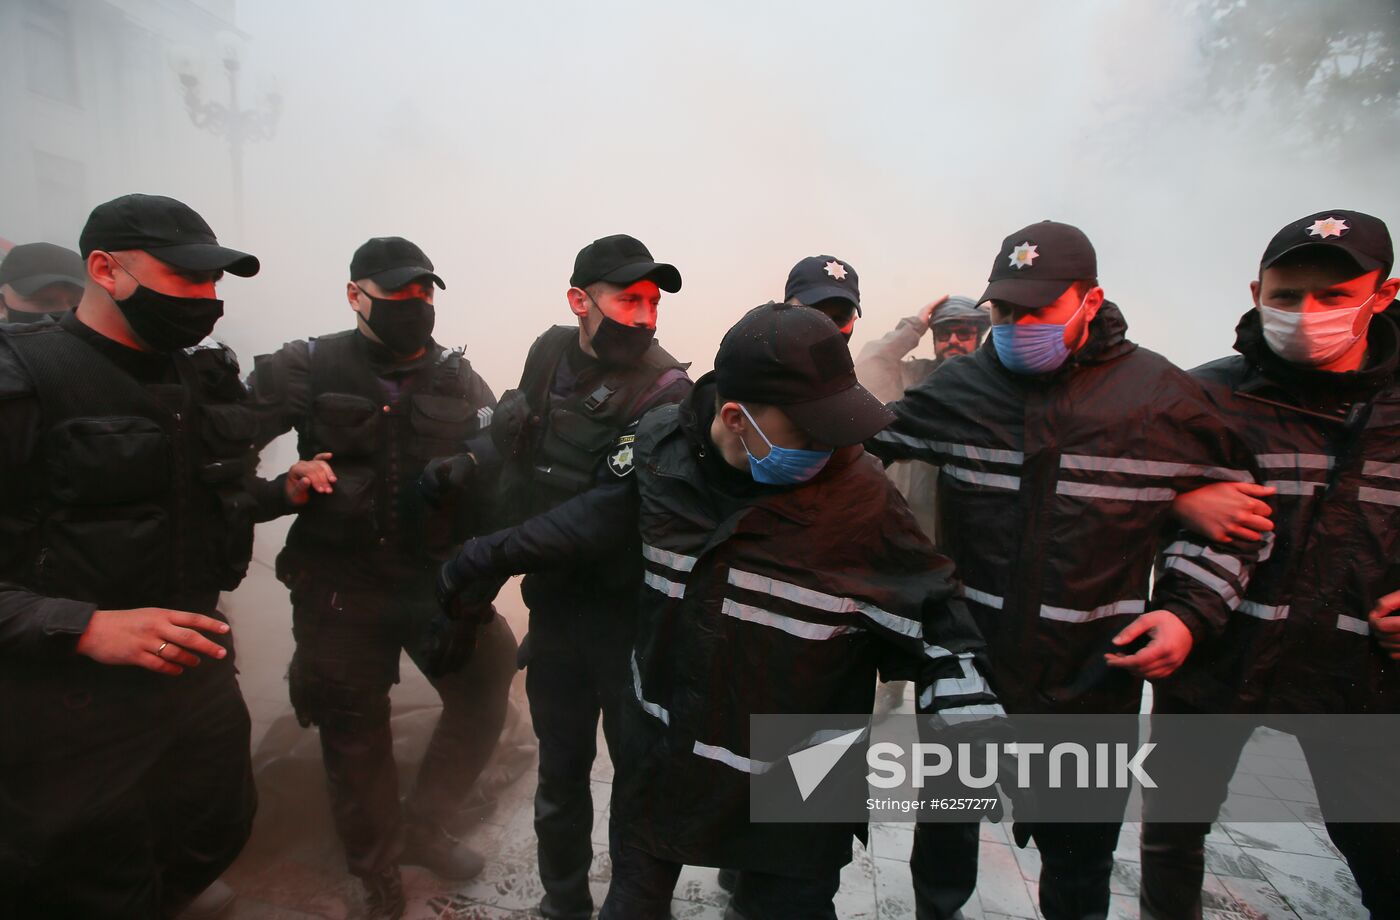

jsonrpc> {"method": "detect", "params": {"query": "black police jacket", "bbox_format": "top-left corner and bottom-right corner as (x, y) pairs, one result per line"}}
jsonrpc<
(247, 330), (496, 587)
(1160, 310), (1400, 715)
(491, 325), (689, 606)
(0, 316), (287, 659)
(870, 303), (1265, 714)
(616, 382), (1000, 878)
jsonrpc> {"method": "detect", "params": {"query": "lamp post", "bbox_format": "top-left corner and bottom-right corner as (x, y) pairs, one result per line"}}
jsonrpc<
(168, 32), (281, 236)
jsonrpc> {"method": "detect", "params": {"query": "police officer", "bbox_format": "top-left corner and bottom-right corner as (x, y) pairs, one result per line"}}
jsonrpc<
(0, 194), (282, 918)
(0, 241), (85, 323)
(784, 253), (861, 340)
(439, 301), (1002, 919)
(246, 237), (516, 919)
(1140, 211), (1400, 919)
(437, 234), (688, 920)
(870, 221), (1266, 920)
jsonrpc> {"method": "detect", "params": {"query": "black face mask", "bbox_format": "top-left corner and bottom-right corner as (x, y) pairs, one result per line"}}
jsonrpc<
(363, 295), (435, 355)
(589, 313), (655, 365)
(115, 285), (224, 351)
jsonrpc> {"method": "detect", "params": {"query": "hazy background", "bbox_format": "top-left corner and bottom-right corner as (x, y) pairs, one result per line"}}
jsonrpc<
(6, 0), (1399, 389)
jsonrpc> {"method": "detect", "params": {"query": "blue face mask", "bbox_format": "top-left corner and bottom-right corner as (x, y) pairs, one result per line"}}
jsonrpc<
(739, 404), (832, 485)
(989, 294), (1087, 375)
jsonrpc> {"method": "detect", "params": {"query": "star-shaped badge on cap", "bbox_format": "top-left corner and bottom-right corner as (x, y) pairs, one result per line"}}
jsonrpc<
(824, 260), (848, 281)
(1307, 217), (1349, 239)
(1008, 242), (1038, 270)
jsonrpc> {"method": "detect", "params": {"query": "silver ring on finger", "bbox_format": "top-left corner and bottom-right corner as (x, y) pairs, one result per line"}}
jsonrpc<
(156, 641), (170, 658)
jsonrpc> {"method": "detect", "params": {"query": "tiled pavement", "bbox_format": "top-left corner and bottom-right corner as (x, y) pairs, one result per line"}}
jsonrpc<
(216, 527), (1366, 919)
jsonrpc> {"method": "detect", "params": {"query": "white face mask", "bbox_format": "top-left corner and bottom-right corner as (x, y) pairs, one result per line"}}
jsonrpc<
(1258, 294), (1375, 367)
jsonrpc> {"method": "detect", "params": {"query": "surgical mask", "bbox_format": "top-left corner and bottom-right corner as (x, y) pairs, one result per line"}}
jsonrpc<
(362, 293), (435, 355)
(590, 314), (656, 365)
(990, 294), (1087, 375)
(111, 262), (223, 351)
(738, 404), (832, 485)
(1258, 295), (1375, 367)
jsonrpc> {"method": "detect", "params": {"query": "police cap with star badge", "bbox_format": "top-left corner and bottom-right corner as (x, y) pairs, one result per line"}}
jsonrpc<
(784, 254), (861, 315)
(980, 220), (1097, 310)
(1261, 210), (1393, 277)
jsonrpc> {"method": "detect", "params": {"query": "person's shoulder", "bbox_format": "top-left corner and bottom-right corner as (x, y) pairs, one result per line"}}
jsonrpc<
(0, 334), (33, 398)
(1189, 354), (1247, 386)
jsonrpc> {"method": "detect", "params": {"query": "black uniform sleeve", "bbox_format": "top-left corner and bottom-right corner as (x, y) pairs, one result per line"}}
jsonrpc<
(0, 584), (96, 661)
(1150, 385), (1268, 644)
(865, 368), (957, 467)
(245, 339), (312, 451)
(0, 355), (98, 659)
(446, 477), (640, 582)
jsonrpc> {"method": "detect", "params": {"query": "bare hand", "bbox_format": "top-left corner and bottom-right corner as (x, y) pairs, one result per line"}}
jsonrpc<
(1369, 591), (1400, 660)
(286, 452), (336, 506)
(1172, 481), (1276, 543)
(74, 608), (231, 675)
(1105, 610), (1194, 680)
(918, 296), (950, 328)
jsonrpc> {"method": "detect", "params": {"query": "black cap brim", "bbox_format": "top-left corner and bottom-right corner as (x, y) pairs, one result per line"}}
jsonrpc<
(979, 277), (1073, 310)
(149, 242), (260, 278)
(10, 273), (85, 296)
(1262, 240), (1383, 275)
(781, 382), (895, 448)
(794, 284), (862, 315)
(599, 261), (682, 293)
(366, 266), (447, 291)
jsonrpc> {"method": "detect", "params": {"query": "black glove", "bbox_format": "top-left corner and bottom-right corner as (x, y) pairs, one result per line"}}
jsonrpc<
(421, 603), (493, 678)
(419, 453), (477, 508)
(437, 557), (509, 616)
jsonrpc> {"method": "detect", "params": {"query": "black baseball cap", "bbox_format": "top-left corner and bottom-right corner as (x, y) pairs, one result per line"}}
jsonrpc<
(570, 234), (681, 292)
(1261, 210), (1393, 277)
(714, 301), (893, 447)
(980, 220), (1097, 310)
(931, 295), (990, 328)
(0, 242), (86, 295)
(350, 236), (445, 290)
(79, 194), (259, 277)
(784, 255), (861, 315)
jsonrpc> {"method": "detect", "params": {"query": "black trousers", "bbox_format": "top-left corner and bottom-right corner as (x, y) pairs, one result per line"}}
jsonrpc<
(1140, 694), (1400, 920)
(522, 596), (634, 920)
(0, 656), (256, 920)
(289, 579), (517, 878)
(599, 835), (842, 920)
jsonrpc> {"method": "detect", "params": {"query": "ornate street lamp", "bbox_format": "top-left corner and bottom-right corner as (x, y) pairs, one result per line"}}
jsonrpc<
(167, 32), (281, 235)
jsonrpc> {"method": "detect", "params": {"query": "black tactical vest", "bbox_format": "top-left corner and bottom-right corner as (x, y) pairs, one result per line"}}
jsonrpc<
(282, 331), (487, 568)
(500, 325), (684, 522)
(0, 323), (258, 612)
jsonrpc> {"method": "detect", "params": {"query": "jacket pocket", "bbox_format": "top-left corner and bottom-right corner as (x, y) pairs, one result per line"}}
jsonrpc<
(40, 504), (169, 605)
(46, 417), (169, 505)
(310, 392), (381, 458)
(409, 393), (472, 459)
(295, 465), (377, 543)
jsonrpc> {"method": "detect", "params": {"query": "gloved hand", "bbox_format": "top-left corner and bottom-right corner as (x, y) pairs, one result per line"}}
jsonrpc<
(437, 557), (508, 616)
(421, 603), (493, 678)
(418, 453), (476, 508)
